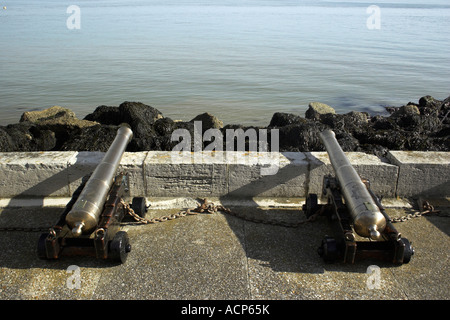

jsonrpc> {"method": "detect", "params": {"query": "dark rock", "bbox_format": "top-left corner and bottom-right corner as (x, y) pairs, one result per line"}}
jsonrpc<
(19, 106), (99, 150)
(319, 111), (369, 136)
(118, 101), (164, 151)
(371, 115), (395, 131)
(394, 104), (420, 116)
(84, 105), (121, 125)
(170, 120), (196, 151)
(218, 124), (261, 152)
(60, 124), (120, 152)
(418, 95), (441, 116)
(0, 127), (14, 152)
(154, 118), (176, 136)
(403, 131), (435, 151)
(269, 112), (306, 127)
(439, 95), (450, 124)
(318, 112), (343, 130)
(395, 113), (421, 129)
(20, 106), (98, 131)
(0, 123), (56, 151)
(365, 129), (407, 151)
(389, 104), (422, 129)
(119, 101), (163, 132)
(2, 96), (449, 154)
(360, 144), (390, 158)
(278, 120), (327, 152)
(417, 115), (442, 133)
(305, 102), (335, 120)
(334, 131), (360, 151)
(431, 136), (450, 151)
(190, 112), (223, 130)
(384, 106), (399, 114)
(433, 125), (450, 138)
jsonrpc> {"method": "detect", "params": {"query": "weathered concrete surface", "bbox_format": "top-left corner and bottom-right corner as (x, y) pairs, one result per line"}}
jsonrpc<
(144, 151), (228, 197)
(0, 152), (77, 198)
(307, 152), (399, 197)
(0, 199), (448, 301)
(227, 152), (308, 198)
(387, 151), (450, 198)
(0, 151), (448, 201)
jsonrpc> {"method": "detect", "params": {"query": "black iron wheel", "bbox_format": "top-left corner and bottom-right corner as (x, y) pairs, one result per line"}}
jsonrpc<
(303, 193), (318, 218)
(131, 197), (148, 218)
(37, 233), (49, 260)
(401, 238), (414, 264)
(318, 236), (339, 263)
(108, 231), (131, 263)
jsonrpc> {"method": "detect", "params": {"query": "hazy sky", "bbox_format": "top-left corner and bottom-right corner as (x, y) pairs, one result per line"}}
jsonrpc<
(323, 0), (448, 3)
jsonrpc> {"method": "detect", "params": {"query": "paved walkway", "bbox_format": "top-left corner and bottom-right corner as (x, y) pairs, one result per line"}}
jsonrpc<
(0, 200), (449, 301)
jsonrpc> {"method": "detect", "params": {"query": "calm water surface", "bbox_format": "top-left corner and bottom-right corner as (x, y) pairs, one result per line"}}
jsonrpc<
(1, 0), (449, 126)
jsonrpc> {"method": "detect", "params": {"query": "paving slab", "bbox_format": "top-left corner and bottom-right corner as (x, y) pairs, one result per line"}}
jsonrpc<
(0, 199), (448, 302)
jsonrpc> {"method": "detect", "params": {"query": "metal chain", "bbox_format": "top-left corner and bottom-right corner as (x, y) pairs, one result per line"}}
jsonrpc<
(0, 199), (445, 232)
(121, 198), (323, 228)
(120, 199), (204, 225)
(391, 200), (442, 223)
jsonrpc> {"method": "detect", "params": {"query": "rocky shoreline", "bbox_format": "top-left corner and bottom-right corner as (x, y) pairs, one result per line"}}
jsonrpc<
(0, 95), (449, 157)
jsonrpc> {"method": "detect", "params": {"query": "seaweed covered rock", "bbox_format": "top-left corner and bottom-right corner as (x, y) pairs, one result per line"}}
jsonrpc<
(118, 102), (163, 151)
(0, 122), (56, 151)
(1, 95), (448, 154)
(19, 105), (98, 150)
(60, 124), (120, 152)
(190, 112), (223, 130)
(418, 95), (442, 116)
(269, 112), (306, 127)
(278, 120), (328, 152)
(84, 105), (122, 125)
(83, 101), (166, 151)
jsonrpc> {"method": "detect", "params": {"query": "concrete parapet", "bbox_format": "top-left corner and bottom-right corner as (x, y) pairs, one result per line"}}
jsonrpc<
(144, 151), (228, 197)
(226, 152), (308, 198)
(67, 151), (104, 195)
(307, 152), (399, 198)
(387, 151), (450, 198)
(0, 151), (448, 202)
(0, 151), (76, 198)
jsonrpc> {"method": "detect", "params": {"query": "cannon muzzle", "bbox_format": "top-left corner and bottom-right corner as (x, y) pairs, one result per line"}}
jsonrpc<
(65, 125), (133, 236)
(319, 130), (386, 240)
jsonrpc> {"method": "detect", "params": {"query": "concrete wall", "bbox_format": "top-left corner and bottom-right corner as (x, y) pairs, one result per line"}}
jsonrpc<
(0, 151), (448, 200)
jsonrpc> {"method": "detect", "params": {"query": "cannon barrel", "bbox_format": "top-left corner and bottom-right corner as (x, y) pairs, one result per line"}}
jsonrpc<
(65, 125), (133, 236)
(319, 130), (386, 240)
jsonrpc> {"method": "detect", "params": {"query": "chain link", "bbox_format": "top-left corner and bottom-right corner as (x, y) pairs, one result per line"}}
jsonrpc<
(390, 200), (442, 223)
(121, 198), (323, 228)
(0, 199), (445, 232)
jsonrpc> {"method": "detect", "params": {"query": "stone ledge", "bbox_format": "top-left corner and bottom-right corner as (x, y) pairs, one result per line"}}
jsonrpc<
(387, 151), (450, 197)
(0, 151), (448, 201)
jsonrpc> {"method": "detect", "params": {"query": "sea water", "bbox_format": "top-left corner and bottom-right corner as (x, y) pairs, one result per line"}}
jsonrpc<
(0, 0), (449, 126)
